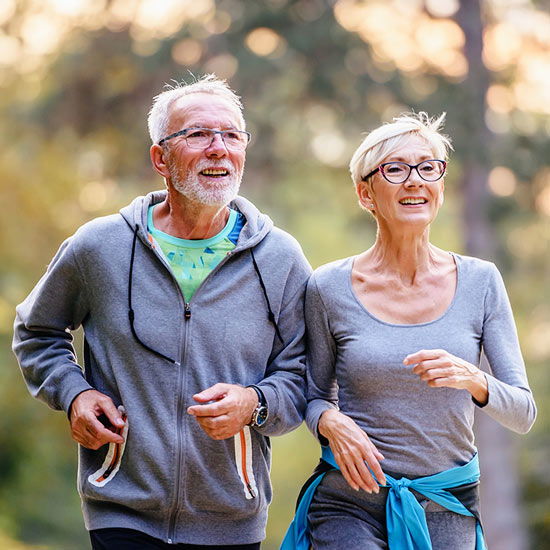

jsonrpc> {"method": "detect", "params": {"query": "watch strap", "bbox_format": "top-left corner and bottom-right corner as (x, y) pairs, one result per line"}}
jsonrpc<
(246, 384), (268, 427)
(247, 384), (266, 407)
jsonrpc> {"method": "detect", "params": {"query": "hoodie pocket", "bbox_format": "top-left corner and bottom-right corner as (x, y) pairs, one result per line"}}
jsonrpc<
(234, 427), (258, 499)
(184, 425), (271, 517)
(87, 407), (128, 487)
(79, 409), (172, 512)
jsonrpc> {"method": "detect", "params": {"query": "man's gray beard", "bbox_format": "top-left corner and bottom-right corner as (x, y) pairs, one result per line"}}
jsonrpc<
(169, 162), (242, 207)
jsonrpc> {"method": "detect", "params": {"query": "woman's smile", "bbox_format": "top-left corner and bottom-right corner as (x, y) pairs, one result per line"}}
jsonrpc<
(398, 196), (428, 206)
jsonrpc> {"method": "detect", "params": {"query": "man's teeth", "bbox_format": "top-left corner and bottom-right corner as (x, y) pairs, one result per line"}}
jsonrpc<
(201, 169), (229, 176)
(400, 198), (427, 205)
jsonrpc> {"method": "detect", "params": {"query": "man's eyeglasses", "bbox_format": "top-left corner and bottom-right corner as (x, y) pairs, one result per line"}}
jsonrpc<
(158, 127), (251, 151)
(362, 160), (446, 184)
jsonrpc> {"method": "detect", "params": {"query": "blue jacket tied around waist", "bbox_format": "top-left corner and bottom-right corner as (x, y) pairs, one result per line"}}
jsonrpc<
(281, 446), (486, 550)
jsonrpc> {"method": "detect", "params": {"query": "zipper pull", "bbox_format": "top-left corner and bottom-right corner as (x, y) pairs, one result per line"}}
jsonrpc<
(184, 303), (191, 320)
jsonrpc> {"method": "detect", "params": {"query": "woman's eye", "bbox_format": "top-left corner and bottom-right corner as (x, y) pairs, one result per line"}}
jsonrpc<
(387, 165), (404, 173)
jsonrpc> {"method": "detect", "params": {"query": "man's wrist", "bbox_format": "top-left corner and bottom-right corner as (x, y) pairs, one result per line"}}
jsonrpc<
(68, 388), (94, 421)
(246, 385), (268, 427)
(245, 387), (259, 416)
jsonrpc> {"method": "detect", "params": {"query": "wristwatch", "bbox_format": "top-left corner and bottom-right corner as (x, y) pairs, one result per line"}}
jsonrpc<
(247, 385), (268, 428)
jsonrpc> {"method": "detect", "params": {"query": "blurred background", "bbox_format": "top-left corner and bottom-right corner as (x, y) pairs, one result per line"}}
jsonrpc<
(1, 0), (549, 548)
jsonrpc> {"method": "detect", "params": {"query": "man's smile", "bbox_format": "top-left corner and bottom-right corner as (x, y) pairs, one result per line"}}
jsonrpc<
(200, 168), (230, 177)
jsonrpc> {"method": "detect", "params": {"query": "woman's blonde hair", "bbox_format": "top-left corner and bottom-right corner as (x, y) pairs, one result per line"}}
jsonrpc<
(349, 112), (453, 189)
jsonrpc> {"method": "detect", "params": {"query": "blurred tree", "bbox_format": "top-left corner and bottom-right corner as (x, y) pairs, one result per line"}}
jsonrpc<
(454, 1), (527, 548)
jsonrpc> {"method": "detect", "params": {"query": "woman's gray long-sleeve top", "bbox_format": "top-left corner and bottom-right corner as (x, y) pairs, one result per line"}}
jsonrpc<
(305, 253), (536, 476)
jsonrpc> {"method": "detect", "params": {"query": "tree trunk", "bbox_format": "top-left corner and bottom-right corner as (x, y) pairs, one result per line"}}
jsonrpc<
(454, 0), (528, 548)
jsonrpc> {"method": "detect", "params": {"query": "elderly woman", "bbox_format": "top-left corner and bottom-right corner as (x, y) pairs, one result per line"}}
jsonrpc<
(282, 113), (536, 550)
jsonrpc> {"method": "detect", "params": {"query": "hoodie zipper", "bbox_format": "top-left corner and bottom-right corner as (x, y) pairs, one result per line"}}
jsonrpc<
(167, 308), (190, 545)
(134, 234), (188, 545)
(166, 251), (240, 544)
(163, 246), (256, 544)
(138, 230), (258, 544)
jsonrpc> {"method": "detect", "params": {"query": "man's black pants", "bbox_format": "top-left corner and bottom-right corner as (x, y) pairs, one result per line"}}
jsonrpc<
(90, 528), (261, 550)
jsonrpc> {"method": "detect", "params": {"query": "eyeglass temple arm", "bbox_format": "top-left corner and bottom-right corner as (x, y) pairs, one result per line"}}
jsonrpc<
(158, 129), (189, 146)
(362, 167), (380, 182)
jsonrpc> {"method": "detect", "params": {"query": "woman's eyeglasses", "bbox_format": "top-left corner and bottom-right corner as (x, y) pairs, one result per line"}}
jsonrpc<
(362, 160), (446, 184)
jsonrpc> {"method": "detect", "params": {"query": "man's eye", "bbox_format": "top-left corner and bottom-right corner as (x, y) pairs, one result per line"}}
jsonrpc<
(187, 130), (208, 138)
(224, 132), (241, 140)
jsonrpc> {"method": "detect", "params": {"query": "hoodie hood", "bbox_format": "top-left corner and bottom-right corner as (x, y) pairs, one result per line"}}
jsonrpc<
(119, 190), (274, 251)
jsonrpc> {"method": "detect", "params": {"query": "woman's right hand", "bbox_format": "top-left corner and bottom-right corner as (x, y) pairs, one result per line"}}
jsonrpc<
(318, 409), (386, 493)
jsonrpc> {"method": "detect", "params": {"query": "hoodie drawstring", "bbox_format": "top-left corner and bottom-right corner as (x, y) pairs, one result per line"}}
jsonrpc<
(128, 226), (178, 364)
(250, 249), (284, 345)
(128, 225), (283, 359)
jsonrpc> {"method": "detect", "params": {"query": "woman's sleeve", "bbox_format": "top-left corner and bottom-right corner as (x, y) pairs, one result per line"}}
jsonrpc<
(304, 274), (339, 441)
(479, 263), (537, 433)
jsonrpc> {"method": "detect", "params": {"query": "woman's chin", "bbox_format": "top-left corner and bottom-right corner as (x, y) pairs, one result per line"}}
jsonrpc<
(391, 211), (435, 228)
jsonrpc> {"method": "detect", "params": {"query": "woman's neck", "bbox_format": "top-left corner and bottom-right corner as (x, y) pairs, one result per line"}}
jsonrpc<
(362, 225), (444, 286)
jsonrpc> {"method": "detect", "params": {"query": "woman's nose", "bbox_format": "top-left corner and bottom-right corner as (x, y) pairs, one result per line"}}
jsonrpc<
(404, 167), (424, 186)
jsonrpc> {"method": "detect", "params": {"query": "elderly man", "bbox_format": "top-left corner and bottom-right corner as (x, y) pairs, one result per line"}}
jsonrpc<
(13, 75), (311, 549)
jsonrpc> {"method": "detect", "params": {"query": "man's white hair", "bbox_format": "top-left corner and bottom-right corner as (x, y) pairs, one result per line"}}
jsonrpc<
(349, 112), (453, 188)
(147, 74), (245, 144)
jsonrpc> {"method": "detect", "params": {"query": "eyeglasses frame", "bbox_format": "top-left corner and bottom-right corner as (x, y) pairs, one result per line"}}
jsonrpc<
(157, 127), (252, 149)
(362, 159), (447, 184)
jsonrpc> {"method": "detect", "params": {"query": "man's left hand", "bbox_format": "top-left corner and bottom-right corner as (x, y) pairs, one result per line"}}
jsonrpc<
(187, 383), (259, 440)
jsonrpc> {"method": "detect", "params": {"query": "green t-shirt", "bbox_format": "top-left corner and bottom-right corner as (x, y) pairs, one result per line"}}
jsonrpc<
(147, 205), (243, 301)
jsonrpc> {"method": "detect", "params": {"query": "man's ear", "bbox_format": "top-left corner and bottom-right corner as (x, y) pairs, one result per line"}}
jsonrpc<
(150, 144), (171, 179)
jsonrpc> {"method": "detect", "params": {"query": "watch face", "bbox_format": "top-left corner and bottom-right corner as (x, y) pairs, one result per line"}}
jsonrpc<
(254, 405), (268, 427)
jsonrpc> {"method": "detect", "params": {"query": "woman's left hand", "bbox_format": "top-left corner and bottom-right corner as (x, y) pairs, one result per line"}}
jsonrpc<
(404, 349), (488, 404)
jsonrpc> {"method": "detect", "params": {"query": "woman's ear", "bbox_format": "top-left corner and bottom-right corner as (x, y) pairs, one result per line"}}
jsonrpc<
(356, 181), (375, 211)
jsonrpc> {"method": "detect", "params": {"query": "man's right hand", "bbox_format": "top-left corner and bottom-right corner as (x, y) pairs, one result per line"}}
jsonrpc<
(69, 390), (125, 449)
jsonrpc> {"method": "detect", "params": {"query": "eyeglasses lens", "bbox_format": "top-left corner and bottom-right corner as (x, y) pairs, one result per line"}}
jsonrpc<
(417, 160), (445, 181)
(186, 129), (248, 151)
(383, 161), (445, 183)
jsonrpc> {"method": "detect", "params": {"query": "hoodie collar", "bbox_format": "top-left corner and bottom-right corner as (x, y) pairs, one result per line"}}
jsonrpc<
(119, 190), (273, 250)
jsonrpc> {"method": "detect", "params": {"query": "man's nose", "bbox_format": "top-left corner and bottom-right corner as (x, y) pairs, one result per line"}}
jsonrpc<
(205, 133), (228, 157)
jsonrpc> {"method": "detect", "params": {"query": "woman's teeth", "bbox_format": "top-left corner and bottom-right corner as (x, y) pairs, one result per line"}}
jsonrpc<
(399, 198), (427, 205)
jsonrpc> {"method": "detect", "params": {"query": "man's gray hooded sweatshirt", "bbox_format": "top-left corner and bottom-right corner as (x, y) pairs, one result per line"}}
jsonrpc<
(13, 191), (312, 545)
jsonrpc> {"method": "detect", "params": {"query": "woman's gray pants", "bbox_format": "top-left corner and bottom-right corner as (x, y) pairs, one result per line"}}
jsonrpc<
(308, 470), (477, 549)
